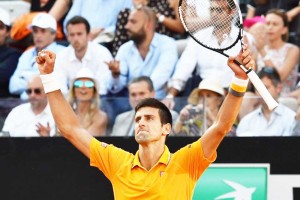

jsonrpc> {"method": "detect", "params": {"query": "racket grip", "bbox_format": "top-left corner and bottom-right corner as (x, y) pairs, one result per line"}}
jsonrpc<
(247, 70), (278, 110)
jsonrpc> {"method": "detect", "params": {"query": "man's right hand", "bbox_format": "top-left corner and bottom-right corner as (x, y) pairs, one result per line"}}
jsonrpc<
(36, 50), (56, 75)
(105, 60), (120, 78)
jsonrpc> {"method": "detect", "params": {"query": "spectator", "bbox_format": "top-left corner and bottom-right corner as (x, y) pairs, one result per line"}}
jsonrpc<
(9, 13), (65, 99)
(111, 0), (185, 56)
(163, 0), (246, 109)
(111, 76), (178, 136)
(0, 8), (21, 98)
(173, 79), (225, 136)
(29, 0), (69, 40)
(106, 6), (178, 99)
(236, 67), (296, 136)
(63, 0), (132, 47)
(1, 75), (55, 137)
(245, 0), (300, 23)
(9, 0), (68, 51)
(254, 9), (300, 96)
(68, 68), (107, 137)
(54, 16), (113, 96)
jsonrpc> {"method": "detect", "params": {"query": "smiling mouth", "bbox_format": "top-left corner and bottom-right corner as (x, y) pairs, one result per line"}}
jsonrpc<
(79, 90), (88, 95)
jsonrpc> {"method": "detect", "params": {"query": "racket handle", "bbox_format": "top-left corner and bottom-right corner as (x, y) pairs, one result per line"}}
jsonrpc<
(247, 70), (279, 110)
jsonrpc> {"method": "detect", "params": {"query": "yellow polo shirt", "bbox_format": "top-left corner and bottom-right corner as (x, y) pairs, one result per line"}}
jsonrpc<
(90, 138), (216, 200)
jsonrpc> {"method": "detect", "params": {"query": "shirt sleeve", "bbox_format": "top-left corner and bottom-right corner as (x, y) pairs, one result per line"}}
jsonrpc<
(9, 52), (34, 95)
(150, 37), (178, 94)
(173, 138), (217, 181)
(107, 45), (129, 94)
(170, 39), (198, 85)
(89, 138), (133, 180)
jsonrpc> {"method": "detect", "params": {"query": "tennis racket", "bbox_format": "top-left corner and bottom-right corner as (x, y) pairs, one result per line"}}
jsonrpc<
(178, 0), (278, 110)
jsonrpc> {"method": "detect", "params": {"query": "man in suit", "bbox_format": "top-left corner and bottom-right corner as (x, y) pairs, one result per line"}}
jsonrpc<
(111, 76), (178, 136)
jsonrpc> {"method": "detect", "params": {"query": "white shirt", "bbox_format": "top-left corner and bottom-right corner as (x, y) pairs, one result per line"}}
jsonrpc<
(54, 41), (113, 95)
(170, 26), (242, 90)
(236, 104), (296, 136)
(1, 103), (56, 137)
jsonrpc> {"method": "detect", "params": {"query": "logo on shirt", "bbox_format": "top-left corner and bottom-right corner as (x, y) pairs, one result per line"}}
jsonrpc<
(160, 171), (165, 177)
(101, 142), (108, 148)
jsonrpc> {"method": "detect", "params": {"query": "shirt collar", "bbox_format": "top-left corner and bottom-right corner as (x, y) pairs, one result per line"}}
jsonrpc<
(32, 42), (57, 56)
(69, 42), (92, 62)
(131, 33), (159, 54)
(258, 104), (284, 116)
(132, 145), (171, 169)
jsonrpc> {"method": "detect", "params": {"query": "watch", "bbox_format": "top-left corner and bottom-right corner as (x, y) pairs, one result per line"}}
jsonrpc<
(158, 15), (165, 23)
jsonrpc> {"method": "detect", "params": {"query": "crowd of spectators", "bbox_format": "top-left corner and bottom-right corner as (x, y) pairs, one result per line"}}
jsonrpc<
(0, 0), (299, 136)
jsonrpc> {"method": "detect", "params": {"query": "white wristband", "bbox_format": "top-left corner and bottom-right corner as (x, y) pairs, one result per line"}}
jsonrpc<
(40, 73), (61, 93)
(232, 76), (249, 87)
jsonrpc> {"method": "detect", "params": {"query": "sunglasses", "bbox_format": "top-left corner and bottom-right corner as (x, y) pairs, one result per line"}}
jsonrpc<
(74, 80), (95, 88)
(210, 7), (226, 13)
(26, 88), (42, 95)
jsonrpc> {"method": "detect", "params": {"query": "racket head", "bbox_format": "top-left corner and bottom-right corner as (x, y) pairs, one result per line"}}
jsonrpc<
(178, 0), (244, 52)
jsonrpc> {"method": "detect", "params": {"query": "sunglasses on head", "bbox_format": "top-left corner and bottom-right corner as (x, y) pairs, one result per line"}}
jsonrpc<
(74, 80), (95, 88)
(26, 88), (42, 95)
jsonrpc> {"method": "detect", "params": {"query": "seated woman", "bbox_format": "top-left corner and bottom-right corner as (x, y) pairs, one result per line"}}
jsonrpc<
(173, 79), (226, 136)
(68, 68), (108, 136)
(253, 9), (300, 96)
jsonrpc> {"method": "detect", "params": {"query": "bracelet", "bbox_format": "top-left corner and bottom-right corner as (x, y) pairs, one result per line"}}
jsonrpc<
(230, 76), (249, 93)
(40, 73), (61, 93)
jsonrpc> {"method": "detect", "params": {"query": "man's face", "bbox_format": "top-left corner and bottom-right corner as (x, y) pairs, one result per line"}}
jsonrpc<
(32, 26), (56, 51)
(27, 77), (48, 111)
(129, 81), (155, 108)
(125, 10), (147, 44)
(0, 21), (8, 45)
(67, 23), (89, 53)
(256, 77), (281, 104)
(134, 107), (164, 144)
(209, 0), (234, 27)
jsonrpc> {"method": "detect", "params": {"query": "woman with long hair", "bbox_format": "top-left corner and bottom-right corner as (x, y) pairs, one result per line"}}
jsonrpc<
(254, 9), (300, 96)
(68, 68), (107, 136)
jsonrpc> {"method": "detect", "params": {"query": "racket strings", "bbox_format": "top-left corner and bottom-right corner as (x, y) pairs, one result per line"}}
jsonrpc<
(179, 0), (241, 50)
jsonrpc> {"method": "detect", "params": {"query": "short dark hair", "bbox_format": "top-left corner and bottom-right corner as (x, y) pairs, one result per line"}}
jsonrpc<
(129, 76), (154, 92)
(66, 16), (90, 33)
(135, 98), (172, 127)
(258, 67), (281, 87)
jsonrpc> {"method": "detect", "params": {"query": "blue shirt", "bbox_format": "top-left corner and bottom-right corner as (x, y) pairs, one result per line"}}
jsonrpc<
(236, 104), (296, 136)
(9, 42), (65, 99)
(108, 33), (178, 99)
(63, 0), (132, 34)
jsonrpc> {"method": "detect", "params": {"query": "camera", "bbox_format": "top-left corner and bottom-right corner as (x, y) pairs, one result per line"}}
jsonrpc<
(189, 106), (201, 116)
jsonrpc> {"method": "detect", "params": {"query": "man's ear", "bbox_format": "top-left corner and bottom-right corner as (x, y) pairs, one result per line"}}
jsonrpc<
(162, 123), (171, 136)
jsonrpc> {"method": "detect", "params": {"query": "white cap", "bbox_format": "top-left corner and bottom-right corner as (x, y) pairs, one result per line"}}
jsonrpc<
(188, 79), (224, 105)
(75, 68), (95, 80)
(29, 13), (57, 31)
(0, 8), (11, 26)
(197, 79), (224, 96)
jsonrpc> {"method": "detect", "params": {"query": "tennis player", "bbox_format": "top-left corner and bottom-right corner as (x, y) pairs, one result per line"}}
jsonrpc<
(36, 41), (254, 199)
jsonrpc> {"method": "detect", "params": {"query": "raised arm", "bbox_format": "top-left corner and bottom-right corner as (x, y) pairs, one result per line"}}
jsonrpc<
(36, 50), (93, 158)
(201, 42), (255, 159)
